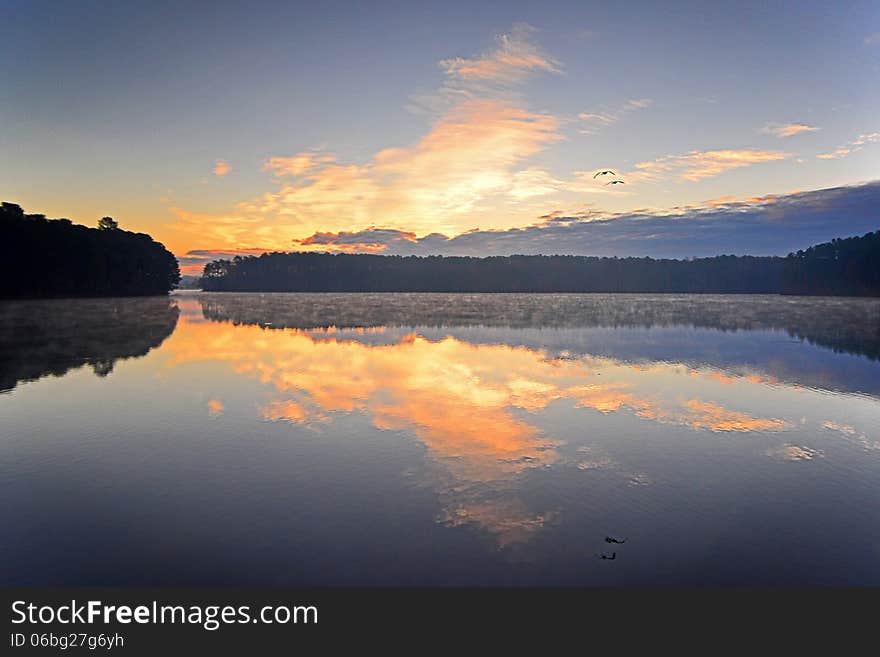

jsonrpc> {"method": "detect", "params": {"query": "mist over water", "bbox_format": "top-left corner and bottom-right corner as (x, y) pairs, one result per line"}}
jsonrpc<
(2, 292), (879, 585)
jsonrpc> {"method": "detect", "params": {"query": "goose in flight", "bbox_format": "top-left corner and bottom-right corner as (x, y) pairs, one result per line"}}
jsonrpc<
(605, 536), (627, 544)
(593, 170), (616, 179)
(605, 179), (625, 185)
(597, 552), (617, 560)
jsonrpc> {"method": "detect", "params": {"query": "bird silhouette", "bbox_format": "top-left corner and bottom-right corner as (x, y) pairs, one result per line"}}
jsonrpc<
(593, 170), (616, 179)
(597, 552), (617, 560)
(605, 536), (626, 544)
(605, 180), (625, 185)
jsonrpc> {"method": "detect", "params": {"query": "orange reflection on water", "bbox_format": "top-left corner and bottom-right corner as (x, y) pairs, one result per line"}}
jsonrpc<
(162, 303), (793, 544)
(569, 382), (789, 432)
(165, 317), (562, 473)
(680, 400), (789, 432)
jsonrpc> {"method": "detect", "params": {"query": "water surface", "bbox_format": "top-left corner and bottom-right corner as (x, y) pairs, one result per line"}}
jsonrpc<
(2, 292), (879, 585)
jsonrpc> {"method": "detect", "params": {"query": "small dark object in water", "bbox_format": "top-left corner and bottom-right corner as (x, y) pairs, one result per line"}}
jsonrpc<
(605, 536), (626, 544)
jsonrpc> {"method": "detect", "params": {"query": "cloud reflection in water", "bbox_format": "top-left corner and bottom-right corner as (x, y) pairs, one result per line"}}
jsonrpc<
(162, 297), (809, 546)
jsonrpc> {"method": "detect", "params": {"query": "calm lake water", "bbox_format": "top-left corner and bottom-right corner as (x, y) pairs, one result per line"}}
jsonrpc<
(2, 292), (880, 586)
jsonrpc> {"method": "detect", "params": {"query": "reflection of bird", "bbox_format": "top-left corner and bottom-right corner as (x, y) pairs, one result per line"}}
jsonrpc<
(597, 552), (617, 560)
(605, 536), (626, 544)
(593, 170), (616, 179)
(605, 180), (625, 185)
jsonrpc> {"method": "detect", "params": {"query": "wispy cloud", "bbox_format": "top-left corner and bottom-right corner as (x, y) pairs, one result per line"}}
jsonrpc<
(865, 32), (880, 45)
(817, 148), (851, 160)
(816, 132), (880, 159)
(213, 160), (231, 177)
(439, 23), (561, 86)
(577, 98), (652, 135)
(630, 149), (790, 182)
(264, 152), (335, 177)
(761, 122), (819, 138)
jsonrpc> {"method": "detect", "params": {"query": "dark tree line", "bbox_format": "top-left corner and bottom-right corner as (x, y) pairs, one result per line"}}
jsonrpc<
(202, 230), (880, 295)
(783, 231), (880, 296)
(1, 202), (180, 298)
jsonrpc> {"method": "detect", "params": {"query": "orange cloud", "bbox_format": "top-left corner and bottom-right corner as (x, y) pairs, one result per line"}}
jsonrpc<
(631, 149), (790, 183)
(761, 122), (819, 138)
(816, 149), (851, 160)
(262, 399), (318, 424)
(817, 132), (879, 159)
(213, 160), (231, 177)
(207, 398), (224, 416)
(243, 98), (563, 235)
(264, 153), (336, 177)
(705, 195), (738, 207)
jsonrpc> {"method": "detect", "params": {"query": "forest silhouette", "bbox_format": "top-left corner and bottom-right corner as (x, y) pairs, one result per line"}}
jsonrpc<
(202, 230), (880, 295)
(2, 200), (877, 297)
(1, 202), (180, 298)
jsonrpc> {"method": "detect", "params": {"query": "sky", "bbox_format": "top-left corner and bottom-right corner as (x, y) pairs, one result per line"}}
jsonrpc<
(1, 0), (878, 273)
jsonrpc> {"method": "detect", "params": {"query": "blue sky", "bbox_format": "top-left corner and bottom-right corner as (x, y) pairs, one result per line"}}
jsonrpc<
(1, 0), (878, 269)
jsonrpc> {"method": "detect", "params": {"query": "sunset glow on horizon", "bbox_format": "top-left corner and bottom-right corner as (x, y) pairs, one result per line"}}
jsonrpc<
(2, 1), (878, 274)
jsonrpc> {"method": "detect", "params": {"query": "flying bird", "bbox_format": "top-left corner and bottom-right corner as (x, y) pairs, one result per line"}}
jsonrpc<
(605, 179), (625, 185)
(593, 170), (616, 179)
(597, 552), (617, 560)
(605, 536), (627, 544)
